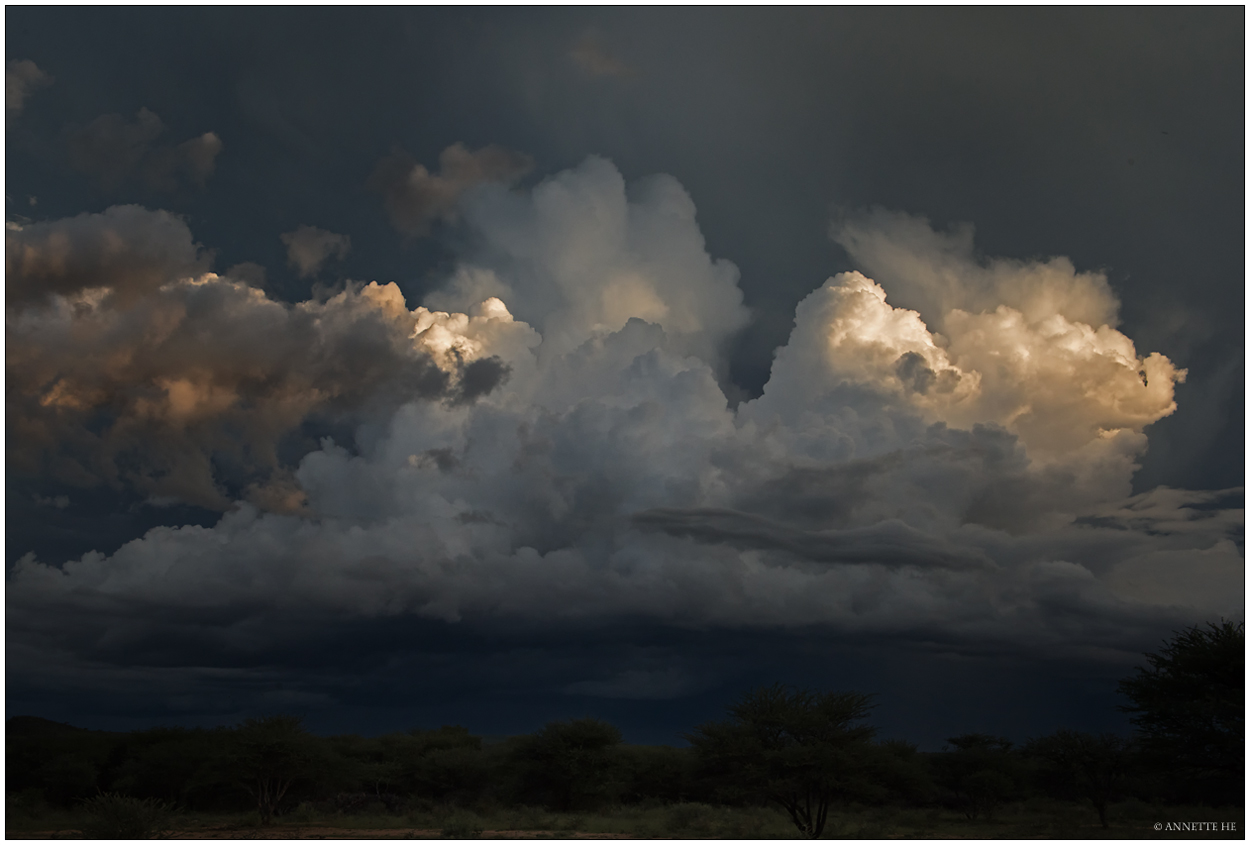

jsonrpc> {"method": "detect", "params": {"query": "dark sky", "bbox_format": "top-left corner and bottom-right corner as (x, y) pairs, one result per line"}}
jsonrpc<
(5, 8), (1243, 747)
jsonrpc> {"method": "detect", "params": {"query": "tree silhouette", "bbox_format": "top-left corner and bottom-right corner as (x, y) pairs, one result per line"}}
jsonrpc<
(1118, 619), (1243, 802)
(511, 718), (623, 810)
(1025, 730), (1134, 828)
(931, 734), (1019, 820)
(687, 684), (876, 839)
(229, 716), (317, 824)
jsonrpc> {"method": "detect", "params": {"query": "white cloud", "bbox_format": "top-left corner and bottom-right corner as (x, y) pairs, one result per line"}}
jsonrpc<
(832, 209), (1122, 331)
(744, 263), (1183, 503)
(430, 156), (750, 372)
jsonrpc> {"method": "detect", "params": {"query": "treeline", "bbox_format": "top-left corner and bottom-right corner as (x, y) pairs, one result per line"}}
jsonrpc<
(6, 621), (1242, 837)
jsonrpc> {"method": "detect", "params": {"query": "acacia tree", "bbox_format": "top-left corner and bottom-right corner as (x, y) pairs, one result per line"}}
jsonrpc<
(1025, 730), (1134, 828)
(230, 716), (317, 824)
(930, 734), (1020, 821)
(687, 684), (876, 839)
(1118, 619), (1243, 803)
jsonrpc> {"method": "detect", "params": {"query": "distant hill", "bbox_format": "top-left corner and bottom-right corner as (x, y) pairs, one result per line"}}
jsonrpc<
(6, 715), (96, 736)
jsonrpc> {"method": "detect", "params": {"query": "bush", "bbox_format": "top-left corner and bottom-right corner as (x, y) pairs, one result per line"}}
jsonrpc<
(79, 792), (170, 839)
(667, 802), (718, 834)
(441, 812), (484, 838)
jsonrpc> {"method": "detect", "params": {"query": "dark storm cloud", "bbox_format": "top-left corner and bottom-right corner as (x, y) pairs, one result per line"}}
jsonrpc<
(634, 510), (992, 571)
(65, 107), (222, 192)
(5, 58), (52, 117)
(451, 355), (512, 406)
(368, 142), (533, 237)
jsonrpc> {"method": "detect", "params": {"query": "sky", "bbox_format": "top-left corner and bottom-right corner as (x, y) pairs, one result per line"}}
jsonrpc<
(5, 8), (1244, 747)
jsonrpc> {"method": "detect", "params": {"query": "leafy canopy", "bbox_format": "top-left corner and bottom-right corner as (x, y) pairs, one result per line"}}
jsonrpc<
(1118, 619), (1243, 784)
(688, 684), (876, 838)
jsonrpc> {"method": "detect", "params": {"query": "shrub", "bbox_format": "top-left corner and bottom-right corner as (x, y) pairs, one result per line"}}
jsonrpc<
(441, 812), (484, 838)
(79, 792), (170, 839)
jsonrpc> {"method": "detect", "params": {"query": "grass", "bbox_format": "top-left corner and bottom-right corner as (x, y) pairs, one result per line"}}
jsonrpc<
(5, 793), (1244, 839)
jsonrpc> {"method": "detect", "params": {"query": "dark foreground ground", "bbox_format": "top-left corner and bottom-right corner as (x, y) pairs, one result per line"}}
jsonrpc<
(7, 800), (1244, 839)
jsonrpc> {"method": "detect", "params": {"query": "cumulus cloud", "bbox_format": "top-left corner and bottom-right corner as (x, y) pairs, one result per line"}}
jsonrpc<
(832, 209), (1123, 331)
(7, 207), (511, 510)
(6, 59), (53, 117)
(6, 159), (1240, 712)
(280, 225), (351, 278)
(66, 107), (222, 192)
(746, 268), (1183, 490)
(369, 142), (533, 236)
(429, 156), (750, 370)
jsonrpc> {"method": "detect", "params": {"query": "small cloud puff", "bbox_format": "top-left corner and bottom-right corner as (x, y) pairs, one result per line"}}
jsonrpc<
(280, 224), (351, 278)
(6, 59), (52, 117)
(65, 107), (222, 192)
(369, 142), (533, 237)
(569, 32), (633, 78)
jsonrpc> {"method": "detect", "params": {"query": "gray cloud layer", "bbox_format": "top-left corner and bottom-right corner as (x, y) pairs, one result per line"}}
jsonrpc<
(634, 510), (993, 570)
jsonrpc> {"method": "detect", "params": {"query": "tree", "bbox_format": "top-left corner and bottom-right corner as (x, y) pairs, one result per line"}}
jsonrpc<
(511, 718), (623, 810)
(104, 727), (228, 809)
(1025, 730), (1134, 828)
(6, 717), (120, 807)
(687, 684), (876, 839)
(930, 734), (1020, 820)
(1118, 620), (1243, 803)
(329, 726), (484, 808)
(616, 744), (696, 805)
(229, 716), (318, 824)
